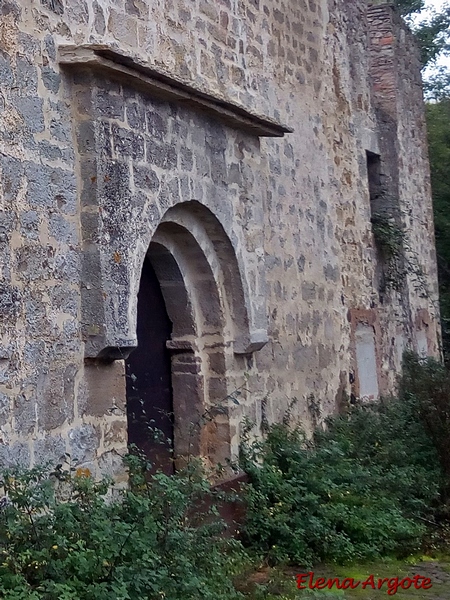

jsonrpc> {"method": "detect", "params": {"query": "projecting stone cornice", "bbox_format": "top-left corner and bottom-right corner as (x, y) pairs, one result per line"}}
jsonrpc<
(58, 44), (292, 138)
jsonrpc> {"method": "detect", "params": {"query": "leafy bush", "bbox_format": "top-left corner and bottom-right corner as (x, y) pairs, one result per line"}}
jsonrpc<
(400, 352), (450, 501)
(2, 354), (448, 596)
(240, 390), (441, 566)
(0, 456), (246, 600)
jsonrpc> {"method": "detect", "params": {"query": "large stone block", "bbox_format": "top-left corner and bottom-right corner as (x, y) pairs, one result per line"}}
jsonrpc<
(84, 360), (126, 418)
(68, 424), (100, 464)
(0, 442), (30, 469)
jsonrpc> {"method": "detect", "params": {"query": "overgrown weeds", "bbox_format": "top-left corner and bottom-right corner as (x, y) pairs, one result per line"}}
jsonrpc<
(399, 352), (450, 503)
(1, 353), (450, 597)
(0, 454), (246, 600)
(239, 358), (444, 566)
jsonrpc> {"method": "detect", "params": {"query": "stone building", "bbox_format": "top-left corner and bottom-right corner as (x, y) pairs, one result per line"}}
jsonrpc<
(0, 0), (440, 477)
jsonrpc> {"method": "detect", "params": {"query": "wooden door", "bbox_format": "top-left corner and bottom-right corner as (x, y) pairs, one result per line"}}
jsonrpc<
(125, 257), (174, 474)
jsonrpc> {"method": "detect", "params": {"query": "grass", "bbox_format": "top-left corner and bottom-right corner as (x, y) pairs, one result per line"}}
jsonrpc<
(238, 555), (450, 599)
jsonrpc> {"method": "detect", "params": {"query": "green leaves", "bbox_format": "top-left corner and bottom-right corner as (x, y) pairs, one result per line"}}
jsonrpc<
(240, 388), (441, 566)
(394, 0), (426, 17)
(0, 458), (246, 599)
(426, 98), (450, 357)
(393, 0), (450, 69)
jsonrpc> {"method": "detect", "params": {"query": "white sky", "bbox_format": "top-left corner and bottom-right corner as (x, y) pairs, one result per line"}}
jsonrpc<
(424, 0), (447, 8)
(414, 0), (450, 73)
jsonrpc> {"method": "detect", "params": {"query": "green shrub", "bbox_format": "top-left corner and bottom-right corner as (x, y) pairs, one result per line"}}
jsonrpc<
(240, 391), (441, 566)
(399, 352), (450, 501)
(0, 456), (246, 600)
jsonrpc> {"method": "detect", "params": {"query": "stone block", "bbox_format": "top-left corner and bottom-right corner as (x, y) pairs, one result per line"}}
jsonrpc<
(53, 249), (80, 283)
(41, 65), (61, 93)
(99, 160), (131, 208)
(146, 110), (168, 141)
(0, 284), (21, 320)
(34, 434), (66, 466)
(49, 285), (78, 316)
(84, 360), (126, 417)
(43, 33), (56, 60)
(98, 449), (128, 483)
(0, 442), (30, 469)
(107, 10), (138, 47)
(324, 263), (339, 282)
(0, 392), (11, 427)
(15, 245), (53, 282)
(104, 419), (128, 446)
(147, 142), (177, 170)
(38, 140), (62, 162)
(111, 123), (145, 160)
(25, 163), (53, 207)
(40, 0), (64, 16)
(14, 392), (36, 435)
(208, 352), (226, 375)
(301, 281), (317, 301)
(50, 118), (71, 142)
(0, 54), (13, 86)
(14, 96), (44, 133)
(49, 214), (78, 245)
(15, 56), (38, 94)
(38, 368), (74, 431)
(292, 343), (315, 372)
(68, 424), (100, 464)
(67, 1), (88, 25)
(208, 376), (228, 401)
(79, 159), (98, 207)
(93, 0), (105, 34)
(133, 164), (160, 191)
(179, 147), (193, 171)
(76, 120), (96, 155)
(94, 88), (125, 121)
(126, 101), (146, 130)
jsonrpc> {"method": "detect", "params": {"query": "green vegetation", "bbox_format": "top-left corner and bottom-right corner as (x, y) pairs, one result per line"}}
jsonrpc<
(1, 355), (450, 598)
(370, 212), (430, 297)
(426, 98), (450, 358)
(240, 384), (440, 566)
(236, 557), (450, 599)
(394, 0), (450, 67)
(399, 353), (450, 502)
(240, 354), (450, 570)
(0, 456), (245, 600)
(371, 212), (406, 292)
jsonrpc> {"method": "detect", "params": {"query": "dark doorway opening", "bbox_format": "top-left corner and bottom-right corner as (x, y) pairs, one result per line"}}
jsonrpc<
(125, 256), (174, 474)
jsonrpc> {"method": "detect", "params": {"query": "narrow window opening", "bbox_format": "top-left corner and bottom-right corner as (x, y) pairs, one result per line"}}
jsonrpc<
(366, 151), (382, 215)
(366, 151), (404, 298)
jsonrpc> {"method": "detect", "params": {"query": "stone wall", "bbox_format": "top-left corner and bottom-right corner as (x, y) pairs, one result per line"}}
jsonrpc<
(0, 0), (440, 474)
(367, 1), (440, 393)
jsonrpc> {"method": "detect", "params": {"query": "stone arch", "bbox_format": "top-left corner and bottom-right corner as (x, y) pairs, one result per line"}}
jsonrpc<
(128, 201), (258, 468)
(140, 201), (266, 354)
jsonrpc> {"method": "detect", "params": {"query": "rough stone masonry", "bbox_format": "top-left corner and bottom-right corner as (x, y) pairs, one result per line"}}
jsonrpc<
(0, 0), (440, 477)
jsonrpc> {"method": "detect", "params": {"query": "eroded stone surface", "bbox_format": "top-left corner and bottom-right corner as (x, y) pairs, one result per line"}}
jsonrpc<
(0, 0), (440, 473)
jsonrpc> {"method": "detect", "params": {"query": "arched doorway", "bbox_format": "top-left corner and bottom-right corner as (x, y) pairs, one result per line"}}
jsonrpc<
(125, 256), (174, 474)
(124, 201), (265, 475)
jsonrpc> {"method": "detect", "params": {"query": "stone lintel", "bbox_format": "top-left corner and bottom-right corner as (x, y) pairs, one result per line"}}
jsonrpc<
(58, 45), (292, 138)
